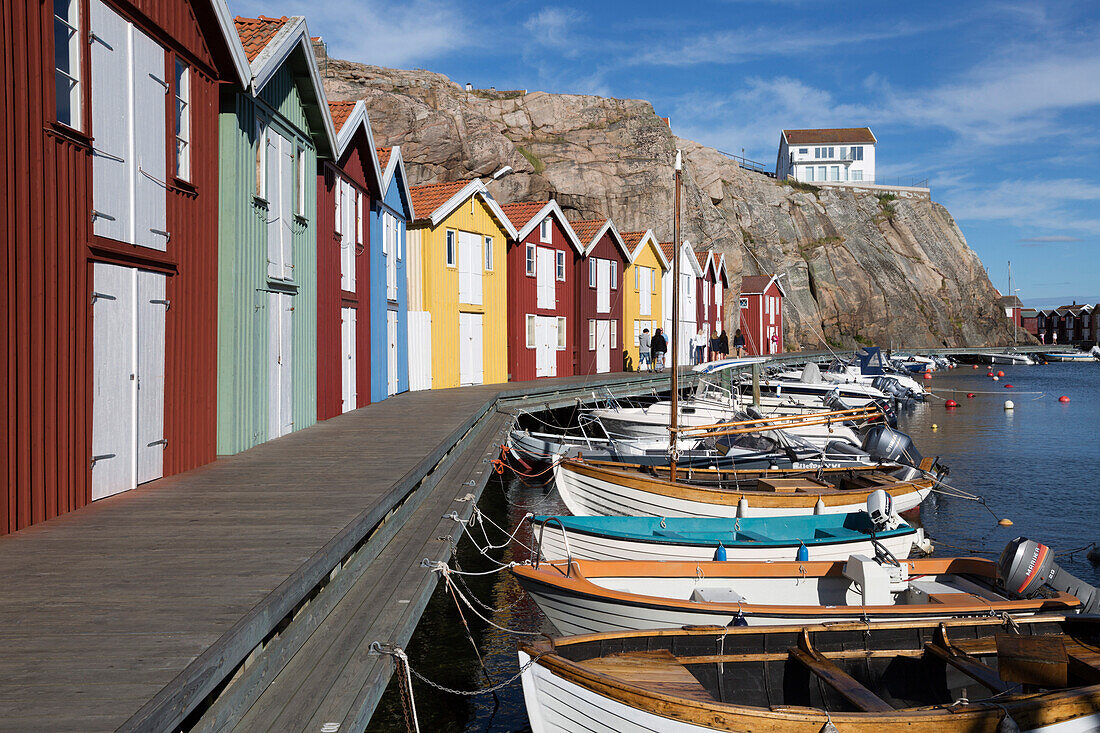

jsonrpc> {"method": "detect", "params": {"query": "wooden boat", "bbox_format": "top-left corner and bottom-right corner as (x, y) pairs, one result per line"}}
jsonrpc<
(552, 459), (935, 518)
(528, 512), (926, 563)
(1045, 350), (1099, 362)
(518, 614), (1100, 732)
(511, 557), (1080, 634)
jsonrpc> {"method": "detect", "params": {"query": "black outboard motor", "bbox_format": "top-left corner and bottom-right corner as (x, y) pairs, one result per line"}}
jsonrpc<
(861, 424), (923, 468)
(998, 537), (1100, 613)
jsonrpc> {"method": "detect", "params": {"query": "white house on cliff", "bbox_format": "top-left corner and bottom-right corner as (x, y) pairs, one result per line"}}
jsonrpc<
(777, 128), (876, 184)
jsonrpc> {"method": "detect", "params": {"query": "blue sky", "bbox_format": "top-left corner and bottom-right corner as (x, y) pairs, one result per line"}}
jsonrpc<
(232, 0), (1100, 307)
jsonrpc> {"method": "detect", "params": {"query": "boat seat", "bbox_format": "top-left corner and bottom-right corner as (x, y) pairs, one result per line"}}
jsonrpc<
(788, 630), (894, 713)
(927, 593), (976, 605)
(653, 530), (689, 539)
(690, 586), (745, 604)
(578, 650), (716, 703)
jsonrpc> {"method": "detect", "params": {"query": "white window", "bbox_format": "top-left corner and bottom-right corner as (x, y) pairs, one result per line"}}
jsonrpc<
(817, 166), (826, 181)
(610, 260), (618, 288)
(634, 266), (639, 290)
(174, 60), (190, 179)
(840, 147), (847, 160)
(814, 147), (821, 159)
(589, 258), (597, 287)
(396, 218), (403, 260)
(334, 178), (342, 234)
(556, 317), (567, 349)
(588, 319), (596, 350)
(703, 281), (710, 319)
(54, 0), (82, 130)
(356, 191), (363, 246)
(830, 166), (840, 181)
(385, 212), (397, 300)
(805, 166), (814, 182)
(828, 147), (834, 158)
(540, 218), (552, 243)
(798, 148), (807, 155)
(526, 314), (537, 348)
(556, 250), (566, 281)
(851, 170), (863, 181)
(485, 236), (493, 271)
(610, 320), (617, 349)
(446, 230), (455, 267)
(851, 146), (863, 161)
(652, 267), (657, 293)
(525, 242), (536, 275)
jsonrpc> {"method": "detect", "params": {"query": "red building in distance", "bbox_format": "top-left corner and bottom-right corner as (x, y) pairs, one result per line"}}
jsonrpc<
(739, 274), (785, 355)
(572, 219), (631, 374)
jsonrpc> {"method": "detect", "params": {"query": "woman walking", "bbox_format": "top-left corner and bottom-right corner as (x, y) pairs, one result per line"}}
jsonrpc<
(732, 328), (746, 357)
(717, 329), (729, 359)
(650, 328), (667, 372)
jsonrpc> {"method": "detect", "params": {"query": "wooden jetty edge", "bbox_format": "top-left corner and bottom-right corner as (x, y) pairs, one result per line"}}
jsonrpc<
(0, 370), (684, 733)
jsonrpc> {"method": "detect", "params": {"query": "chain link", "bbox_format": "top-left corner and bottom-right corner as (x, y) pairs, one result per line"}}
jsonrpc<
(405, 651), (550, 696)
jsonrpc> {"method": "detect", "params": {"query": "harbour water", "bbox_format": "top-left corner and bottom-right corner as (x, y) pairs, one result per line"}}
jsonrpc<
(370, 362), (1100, 732)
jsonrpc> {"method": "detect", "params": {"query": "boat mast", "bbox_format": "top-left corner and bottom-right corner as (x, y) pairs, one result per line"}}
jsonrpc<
(669, 150), (682, 481)
(1009, 260), (1017, 344)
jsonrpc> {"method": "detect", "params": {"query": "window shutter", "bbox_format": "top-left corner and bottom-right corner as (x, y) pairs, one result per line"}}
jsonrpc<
(132, 26), (167, 250)
(89, 0), (132, 243)
(265, 130), (281, 278)
(280, 135), (295, 280)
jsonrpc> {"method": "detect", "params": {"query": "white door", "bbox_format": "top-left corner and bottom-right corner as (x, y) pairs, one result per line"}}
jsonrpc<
(639, 267), (651, 316)
(534, 316), (557, 378)
(387, 309), (399, 396)
(136, 271), (166, 485)
(91, 263), (166, 500)
(407, 311), (432, 391)
(596, 319), (611, 373)
(597, 259), (611, 313)
(458, 231), (482, 305)
(536, 247), (555, 309)
(268, 292), (293, 438)
(459, 312), (483, 385)
(341, 306), (356, 413)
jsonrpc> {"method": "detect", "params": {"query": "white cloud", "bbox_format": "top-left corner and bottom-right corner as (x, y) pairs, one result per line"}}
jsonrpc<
(524, 7), (586, 56)
(229, 0), (477, 68)
(941, 177), (1100, 235)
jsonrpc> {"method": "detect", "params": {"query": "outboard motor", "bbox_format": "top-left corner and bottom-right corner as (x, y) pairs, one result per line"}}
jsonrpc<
(998, 537), (1100, 613)
(861, 424), (923, 468)
(867, 489), (901, 531)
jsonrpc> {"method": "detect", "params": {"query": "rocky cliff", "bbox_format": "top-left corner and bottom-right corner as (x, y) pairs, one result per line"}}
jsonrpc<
(320, 53), (1019, 349)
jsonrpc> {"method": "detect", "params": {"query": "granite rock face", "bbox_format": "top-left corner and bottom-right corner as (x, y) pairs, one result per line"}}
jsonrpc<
(321, 55), (1020, 348)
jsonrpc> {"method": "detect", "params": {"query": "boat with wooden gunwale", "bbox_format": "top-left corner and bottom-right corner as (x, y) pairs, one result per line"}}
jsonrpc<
(511, 556), (1080, 634)
(528, 511), (925, 563)
(552, 458), (935, 518)
(518, 614), (1100, 732)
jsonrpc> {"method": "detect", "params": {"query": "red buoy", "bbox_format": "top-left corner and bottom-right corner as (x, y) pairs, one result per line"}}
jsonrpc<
(967, 393), (975, 398)
(986, 371), (994, 377)
(1004, 384), (1013, 389)
(945, 399), (958, 408)
(1059, 395), (1071, 403)
(996, 370), (1005, 377)
(923, 372), (932, 380)
(972, 364), (979, 369)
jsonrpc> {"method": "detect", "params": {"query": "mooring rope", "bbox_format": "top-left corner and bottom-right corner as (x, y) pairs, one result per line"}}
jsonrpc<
(423, 561), (546, 636)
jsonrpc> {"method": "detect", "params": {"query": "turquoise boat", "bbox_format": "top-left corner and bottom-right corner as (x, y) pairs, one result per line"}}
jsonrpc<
(529, 512), (924, 563)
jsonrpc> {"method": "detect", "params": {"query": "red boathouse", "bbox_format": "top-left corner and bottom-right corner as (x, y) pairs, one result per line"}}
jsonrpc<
(571, 219), (631, 374)
(739, 274), (785, 356)
(1, 0), (247, 533)
(500, 201), (584, 380)
(316, 101), (383, 419)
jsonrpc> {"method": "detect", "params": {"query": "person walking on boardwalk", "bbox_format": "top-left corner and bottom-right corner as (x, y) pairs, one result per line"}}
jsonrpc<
(732, 329), (746, 357)
(692, 329), (707, 365)
(716, 329), (729, 359)
(651, 328), (667, 372)
(638, 328), (653, 372)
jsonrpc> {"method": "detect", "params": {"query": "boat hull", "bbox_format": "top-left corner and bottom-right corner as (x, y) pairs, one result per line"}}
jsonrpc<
(553, 461), (932, 518)
(532, 518), (922, 563)
(519, 649), (1100, 733)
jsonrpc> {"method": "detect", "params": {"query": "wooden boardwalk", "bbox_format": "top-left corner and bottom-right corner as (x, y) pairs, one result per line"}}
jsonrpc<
(0, 371), (679, 732)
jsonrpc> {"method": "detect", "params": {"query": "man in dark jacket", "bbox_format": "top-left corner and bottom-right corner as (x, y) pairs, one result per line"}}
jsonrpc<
(650, 328), (668, 372)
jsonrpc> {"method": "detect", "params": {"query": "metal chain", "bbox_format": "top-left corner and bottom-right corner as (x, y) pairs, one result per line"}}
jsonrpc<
(405, 651), (550, 696)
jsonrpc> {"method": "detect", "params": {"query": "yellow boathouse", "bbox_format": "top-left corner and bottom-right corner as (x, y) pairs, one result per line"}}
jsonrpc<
(406, 179), (516, 388)
(621, 229), (669, 371)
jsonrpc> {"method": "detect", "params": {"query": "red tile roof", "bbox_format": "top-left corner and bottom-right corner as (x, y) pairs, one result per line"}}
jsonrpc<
(499, 201), (549, 230)
(571, 219), (607, 244)
(328, 101), (355, 134)
(741, 275), (777, 294)
(408, 180), (475, 221)
(620, 231), (647, 248)
(784, 128), (876, 145)
(695, 250), (708, 270)
(659, 242), (675, 261)
(377, 147), (392, 170)
(234, 16), (289, 62)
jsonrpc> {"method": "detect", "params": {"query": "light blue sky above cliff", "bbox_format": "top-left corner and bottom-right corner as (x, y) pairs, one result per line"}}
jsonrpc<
(233, 0), (1100, 306)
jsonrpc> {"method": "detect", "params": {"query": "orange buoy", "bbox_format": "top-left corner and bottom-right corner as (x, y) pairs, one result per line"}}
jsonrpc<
(923, 372), (932, 380)
(967, 393), (975, 398)
(996, 370), (1005, 377)
(972, 364), (979, 369)
(945, 399), (958, 408)
(1059, 395), (1071, 403)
